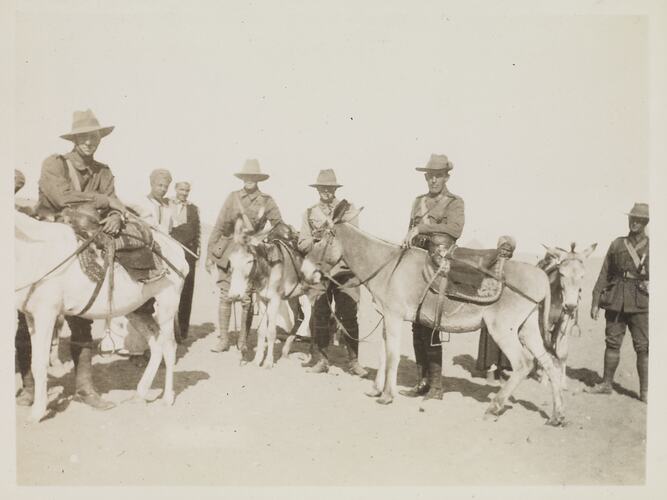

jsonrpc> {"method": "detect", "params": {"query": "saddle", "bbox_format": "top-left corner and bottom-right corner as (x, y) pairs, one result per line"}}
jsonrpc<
(57, 206), (165, 283)
(415, 236), (515, 332)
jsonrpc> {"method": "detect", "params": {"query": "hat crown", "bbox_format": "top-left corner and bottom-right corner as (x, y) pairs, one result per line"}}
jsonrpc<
(238, 159), (262, 176)
(309, 168), (342, 188)
(61, 109), (114, 140)
(234, 159), (269, 181)
(71, 109), (101, 130)
(416, 153), (454, 172)
(627, 202), (649, 219)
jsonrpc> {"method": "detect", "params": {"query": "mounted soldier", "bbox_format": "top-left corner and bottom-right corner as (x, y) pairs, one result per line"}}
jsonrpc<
(400, 153), (465, 400)
(20, 109), (149, 410)
(207, 159), (283, 354)
(297, 169), (368, 377)
(586, 203), (649, 402)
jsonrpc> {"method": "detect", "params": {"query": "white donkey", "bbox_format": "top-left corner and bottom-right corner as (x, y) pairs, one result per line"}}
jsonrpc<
(226, 218), (315, 368)
(15, 211), (187, 423)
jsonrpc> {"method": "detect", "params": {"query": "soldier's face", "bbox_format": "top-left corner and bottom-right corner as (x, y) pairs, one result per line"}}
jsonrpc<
(628, 217), (648, 233)
(150, 178), (171, 199)
(317, 186), (337, 203)
(73, 131), (101, 158)
(175, 185), (190, 202)
(425, 171), (448, 194)
(243, 180), (258, 192)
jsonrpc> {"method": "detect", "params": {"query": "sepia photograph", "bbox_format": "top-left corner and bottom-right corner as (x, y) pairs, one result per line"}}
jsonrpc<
(3, 0), (667, 498)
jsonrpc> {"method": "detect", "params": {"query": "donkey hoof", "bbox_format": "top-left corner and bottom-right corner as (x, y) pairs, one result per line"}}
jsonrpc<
(263, 362), (274, 370)
(26, 411), (45, 425)
(161, 391), (175, 406)
(376, 395), (393, 405)
(365, 388), (382, 398)
(546, 415), (567, 427)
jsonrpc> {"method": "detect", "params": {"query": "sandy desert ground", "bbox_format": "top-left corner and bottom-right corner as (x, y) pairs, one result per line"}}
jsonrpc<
(15, 254), (647, 486)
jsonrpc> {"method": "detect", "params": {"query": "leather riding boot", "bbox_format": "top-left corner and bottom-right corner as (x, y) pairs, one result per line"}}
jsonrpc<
(637, 352), (648, 403)
(399, 364), (430, 397)
(237, 303), (252, 353)
(423, 361), (444, 401)
(73, 345), (115, 411)
(585, 348), (620, 395)
(16, 370), (35, 406)
(211, 300), (232, 353)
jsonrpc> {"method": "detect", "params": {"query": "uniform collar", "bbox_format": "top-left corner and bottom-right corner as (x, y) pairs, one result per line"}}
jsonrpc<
(426, 188), (449, 199)
(239, 188), (262, 201)
(318, 197), (338, 210)
(66, 150), (96, 171)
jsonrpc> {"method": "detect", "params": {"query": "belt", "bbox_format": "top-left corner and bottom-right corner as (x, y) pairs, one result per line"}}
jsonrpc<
(620, 271), (646, 280)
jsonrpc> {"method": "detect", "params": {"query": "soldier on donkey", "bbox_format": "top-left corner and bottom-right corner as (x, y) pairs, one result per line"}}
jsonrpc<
(400, 153), (465, 401)
(207, 159), (283, 354)
(297, 169), (368, 377)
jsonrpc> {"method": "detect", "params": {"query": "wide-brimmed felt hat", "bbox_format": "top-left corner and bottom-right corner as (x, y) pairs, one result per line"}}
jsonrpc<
(234, 159), (269, 182)
(416, 153), (453, 173)
(60, 109), (115, 141)
(309, 169), (342, 188)
(626, 202), (649, 220)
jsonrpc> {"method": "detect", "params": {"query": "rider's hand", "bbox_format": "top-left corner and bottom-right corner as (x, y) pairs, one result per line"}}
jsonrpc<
(101, 212), (122, 235)
(590, 305), (600, 321)
(402, 227), (419, 248)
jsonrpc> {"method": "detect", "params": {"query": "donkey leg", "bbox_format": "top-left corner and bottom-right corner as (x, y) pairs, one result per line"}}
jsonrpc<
(377, 316), (401, 405)
(262, 299), (280, 369)
(281, 335), (296, 360)
(136, 335), (163, 401)
(160, 333), (177, 406)
(28, 311), (57, 423)
(556, 333), (569, 391)
(484, 328), (533, 419)
(253, 309), (267, 367)
(521, 317), (565, 426)
(366, 318), (387, 398)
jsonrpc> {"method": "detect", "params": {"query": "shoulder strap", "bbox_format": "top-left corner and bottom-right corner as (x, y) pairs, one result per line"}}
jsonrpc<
(61, 156), (83, 192)
(623, 237), (647, 273)
(234, 191), (254, 231)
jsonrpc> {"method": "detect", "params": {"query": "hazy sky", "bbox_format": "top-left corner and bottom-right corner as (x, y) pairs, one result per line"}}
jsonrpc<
(14, 1), (649, 254)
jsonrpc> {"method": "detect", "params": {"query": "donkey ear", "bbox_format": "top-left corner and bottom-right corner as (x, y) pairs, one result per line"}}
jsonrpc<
(542, 244), (564, 260)
(233, 217), (246, 244)
(332, 199), (350, 222)
(581, 243), (598, 259)
(342, 206), (363, 223)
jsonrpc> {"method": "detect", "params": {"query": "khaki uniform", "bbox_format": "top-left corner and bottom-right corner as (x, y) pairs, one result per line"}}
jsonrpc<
(298, 198), (361, 361)
(207, 188), (283, 351)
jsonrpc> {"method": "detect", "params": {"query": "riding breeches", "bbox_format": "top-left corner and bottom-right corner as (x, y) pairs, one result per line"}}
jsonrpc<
(312, 277), (360, 359)
(604, 310), (648, 354)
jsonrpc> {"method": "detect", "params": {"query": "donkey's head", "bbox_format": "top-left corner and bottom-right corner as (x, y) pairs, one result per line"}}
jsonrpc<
(541, 242), (597, 312)
(300, 200), (362, 284)
(227, 217), (272, 300)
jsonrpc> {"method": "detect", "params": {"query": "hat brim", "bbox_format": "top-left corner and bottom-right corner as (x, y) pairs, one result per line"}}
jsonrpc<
(235, 173), (269, 182)
(309, 183), (342, 188)
(416, 167), (452, 172)
(60, 125), (115, 141)
(626, 212), (650, 219)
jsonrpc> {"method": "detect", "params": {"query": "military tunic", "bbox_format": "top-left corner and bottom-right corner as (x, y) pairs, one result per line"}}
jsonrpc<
(298, 197), (361, 359)
(38, 150), (119, 213)
(409, 189), (465, 240)
(592, 234), (649, 353)
(207, 188), (282, 269)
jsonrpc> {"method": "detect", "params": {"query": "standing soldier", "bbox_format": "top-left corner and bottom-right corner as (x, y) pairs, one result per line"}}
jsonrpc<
(207, 159), (283, 354)
(170, 181), (201, 340)
(297, 169), (368, 377)
(586, 203), (649, 403)
(400, 154), (465, 401)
